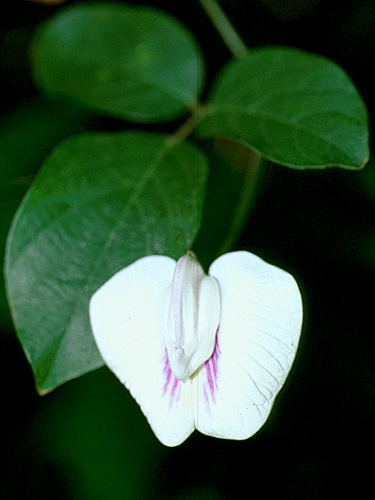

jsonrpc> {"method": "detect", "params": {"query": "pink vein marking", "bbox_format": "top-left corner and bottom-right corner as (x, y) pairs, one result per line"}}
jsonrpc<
(162, 349), (181, 409)
(162, 352), (172, 396)
(204, 337), (221, 404)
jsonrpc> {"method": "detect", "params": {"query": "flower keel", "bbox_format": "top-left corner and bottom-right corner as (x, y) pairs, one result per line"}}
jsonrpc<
(165, 251), (221, 382)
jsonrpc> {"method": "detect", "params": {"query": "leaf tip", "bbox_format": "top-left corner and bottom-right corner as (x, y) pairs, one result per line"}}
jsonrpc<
(37, 385), (54, 397)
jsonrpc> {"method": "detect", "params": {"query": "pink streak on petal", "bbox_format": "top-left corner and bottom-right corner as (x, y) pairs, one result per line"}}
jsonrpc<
(203, 335), (221, 406)
(168, 377), (181, 410)
(162, 349), (181, 409)
(162, 350), (172, 396)
(212, 339), (221, 380)
(205, 360), (216, 403)
(171, 377), (179, 398)
(203, 385), (209, 404)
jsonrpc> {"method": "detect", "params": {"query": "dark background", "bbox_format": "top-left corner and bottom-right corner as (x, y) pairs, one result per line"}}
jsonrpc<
(1, 1), (374, 498)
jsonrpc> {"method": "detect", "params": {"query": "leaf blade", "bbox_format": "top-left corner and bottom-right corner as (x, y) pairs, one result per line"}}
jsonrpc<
(199, 46), (369, 169)
(5, 131), (208, 392)
(32, 3), (204, 122)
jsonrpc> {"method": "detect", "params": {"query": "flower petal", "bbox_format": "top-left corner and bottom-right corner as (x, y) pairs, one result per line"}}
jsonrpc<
(196, 251), (303, 440)
(89, 255), (195, 447)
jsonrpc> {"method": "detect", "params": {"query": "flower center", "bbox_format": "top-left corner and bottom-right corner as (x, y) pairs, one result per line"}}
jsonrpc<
(165, 252), (221, 381)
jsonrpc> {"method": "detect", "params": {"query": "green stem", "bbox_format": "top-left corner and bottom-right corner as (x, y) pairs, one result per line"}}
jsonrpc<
(176, 2), (256, 261)
(198, 0), (247, 58)
(214, 143), (264, 258)
(168, 103), (202, 143)
(193, 139), (266, 268)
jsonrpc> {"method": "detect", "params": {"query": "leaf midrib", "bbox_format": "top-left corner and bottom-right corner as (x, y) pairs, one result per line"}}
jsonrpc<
(55, 49), (198, 109)
(7, 138), (176, 389)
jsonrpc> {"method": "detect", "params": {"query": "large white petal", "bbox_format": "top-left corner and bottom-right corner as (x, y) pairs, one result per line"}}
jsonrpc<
(196, 251), (303, 440)
(89, 255), (195, 447)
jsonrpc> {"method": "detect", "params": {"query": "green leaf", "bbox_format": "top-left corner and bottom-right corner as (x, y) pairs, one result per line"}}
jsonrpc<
(0, 98), (88, 183)
(5, 131), (208, 393)
(0, 98), (88, 332)
(32, 2), (204, 123)
(199, 46), (369, 169)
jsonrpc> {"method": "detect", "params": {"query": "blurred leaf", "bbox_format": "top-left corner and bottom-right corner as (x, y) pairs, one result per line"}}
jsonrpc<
(41, 368), (161, 500)
(0, 98), (88, 331)
(199, 46), (369, 169)
(32, 2), (204, 122)
(0, 98), (88, 182)
(5, 131), (208, 393)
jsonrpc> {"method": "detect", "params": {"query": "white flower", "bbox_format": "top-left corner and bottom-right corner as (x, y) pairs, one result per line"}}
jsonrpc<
(89, 251), (303, 447)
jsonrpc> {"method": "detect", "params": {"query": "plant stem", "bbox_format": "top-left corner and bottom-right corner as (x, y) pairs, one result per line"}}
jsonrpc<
(169, 103), (203, 143)
(198, 0), (247, 58)
(214, 142), (264, 257)
(192, 139), (266, 268)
